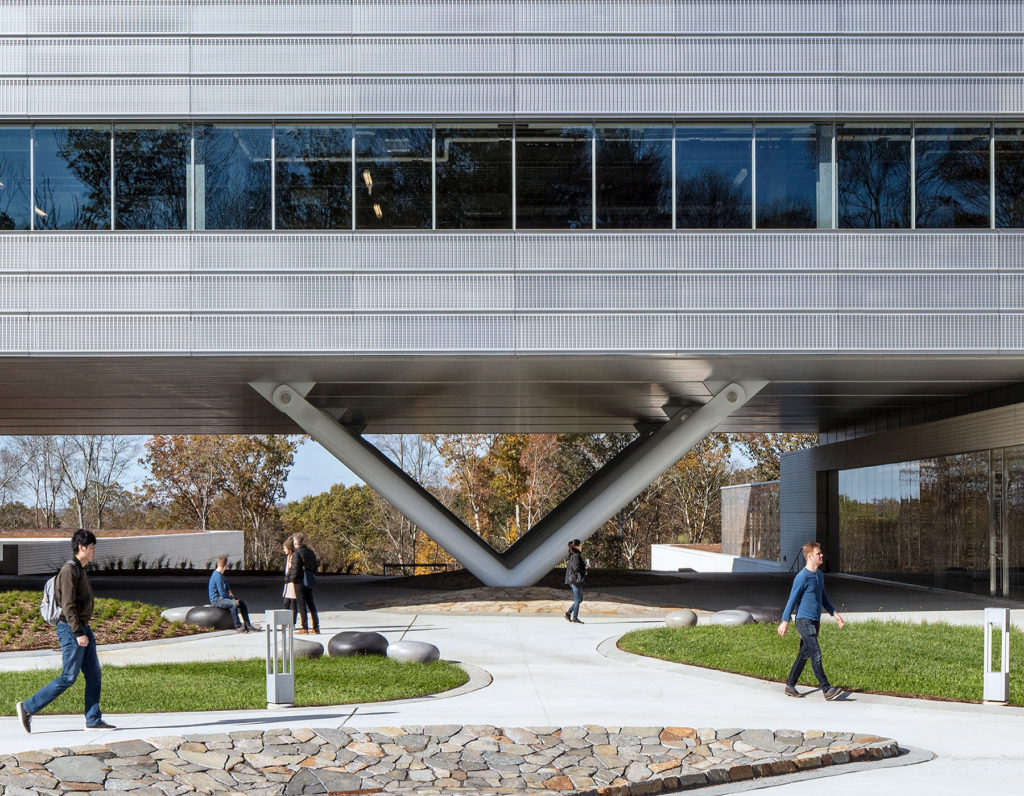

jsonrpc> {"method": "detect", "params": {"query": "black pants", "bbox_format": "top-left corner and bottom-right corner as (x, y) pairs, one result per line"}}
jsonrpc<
(787, 618), (830, 690)
(297, 585), (319, 631)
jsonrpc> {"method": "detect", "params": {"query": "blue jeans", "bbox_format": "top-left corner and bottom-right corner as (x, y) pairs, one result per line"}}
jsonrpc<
(787, 618), (830, 690)
(23, 621), (103, 725)
(211, 596), (249, 629)
(568, 584), (583, 620)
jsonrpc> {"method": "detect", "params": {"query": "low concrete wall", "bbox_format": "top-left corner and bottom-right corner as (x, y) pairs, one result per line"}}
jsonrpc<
(650, 544), (783, 574)
(0, 531), (243, 575)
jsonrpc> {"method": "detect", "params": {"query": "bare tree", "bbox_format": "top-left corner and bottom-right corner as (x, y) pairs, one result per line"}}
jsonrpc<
(13, 436), (66, 528)
(54, 435), (141, 529)
(0, 439), (26, 505)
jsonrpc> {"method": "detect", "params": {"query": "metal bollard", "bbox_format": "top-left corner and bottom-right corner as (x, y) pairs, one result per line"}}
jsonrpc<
(983, 607), (1010, 704)
(266, 609), (295, 708)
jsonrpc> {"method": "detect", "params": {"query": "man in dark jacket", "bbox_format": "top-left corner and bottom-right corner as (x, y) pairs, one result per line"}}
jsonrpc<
(16, 529), (115, 733)
(288, 532), (320, 635)
(564, 539), (587, 624)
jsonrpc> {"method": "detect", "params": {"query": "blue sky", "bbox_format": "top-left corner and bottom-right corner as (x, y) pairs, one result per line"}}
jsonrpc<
(282, 439), (362, 501)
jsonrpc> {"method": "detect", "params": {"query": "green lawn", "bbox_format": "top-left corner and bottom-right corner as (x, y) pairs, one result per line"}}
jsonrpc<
(3, 657), (468, 714)
(618, 620), (1024, 705)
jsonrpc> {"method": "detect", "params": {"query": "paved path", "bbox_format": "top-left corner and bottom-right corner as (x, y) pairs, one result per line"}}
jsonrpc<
(2, 574), (1023, 793)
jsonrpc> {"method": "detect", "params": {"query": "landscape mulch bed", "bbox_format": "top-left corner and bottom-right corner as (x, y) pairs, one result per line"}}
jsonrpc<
(378, 568), (687, 591)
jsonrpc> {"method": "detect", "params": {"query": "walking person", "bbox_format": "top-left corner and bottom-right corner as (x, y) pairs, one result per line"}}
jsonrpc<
(778, 541), (845, 700)
(563, 539), (587, 624)
(289, 532), (320, 635)
(282, 539), (298, 625)
(15, 529), (115, 733)
(208, 556), (260, 633)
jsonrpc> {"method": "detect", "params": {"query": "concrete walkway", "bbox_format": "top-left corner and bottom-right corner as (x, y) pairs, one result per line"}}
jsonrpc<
(2, 573), (1022, 794)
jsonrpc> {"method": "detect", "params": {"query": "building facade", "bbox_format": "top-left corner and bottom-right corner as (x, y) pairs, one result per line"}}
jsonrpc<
(1, 1), (1022, 588)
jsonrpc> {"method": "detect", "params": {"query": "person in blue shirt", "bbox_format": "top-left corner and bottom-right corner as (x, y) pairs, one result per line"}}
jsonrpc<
(778, 541), (845, 700)
(209, 556), (260, 633)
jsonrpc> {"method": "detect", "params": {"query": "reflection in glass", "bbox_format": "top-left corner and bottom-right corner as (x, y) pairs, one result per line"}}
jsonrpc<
(34, 125), (111, 230)
(436, 124), (513, 229)
(355, 126), (432, 229)
(996, 126), (1024, 228)
(596, 126), (672, 229)
(276, 125), (352, 230)
(837, 124), (911, 229)
(915, 125), (990, 228)
(114, 124), (190, 230)
(516, 124), (592, 229)
(0, 127), (31, 230)
(676, 125), (751, 228)
(756, 124), (832, 229)
(194, 125), (271, 230)
(1005, 446), (1024, 598)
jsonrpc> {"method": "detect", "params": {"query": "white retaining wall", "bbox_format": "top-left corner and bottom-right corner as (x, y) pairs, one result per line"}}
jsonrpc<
(650, 544), (784, 574)
(0, 531), (243, 575)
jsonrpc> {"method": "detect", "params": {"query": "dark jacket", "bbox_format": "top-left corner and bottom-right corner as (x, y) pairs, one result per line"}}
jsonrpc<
(288, 544), (318, 586)
(564, 549), (586, 586)
(55, 558), (93, 635)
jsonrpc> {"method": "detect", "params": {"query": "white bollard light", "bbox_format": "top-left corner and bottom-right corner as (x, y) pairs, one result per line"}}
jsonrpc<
(266, 609), (295, 708)
(983, 607), (1010, 705)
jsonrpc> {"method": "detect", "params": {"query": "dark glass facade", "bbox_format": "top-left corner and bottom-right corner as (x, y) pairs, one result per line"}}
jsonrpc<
(676, 125), (751, 228)
(995, 126), (1024, 229)
(516, 124), (592, 229)
(596, 125), (672, 229)
(34, 125), (112, 230)
(915, 125), (990, 229)
(355, 126), (432, 230)
(276, 125), (352, 231)
(436, 124), (513, 229)
(114, 124), (190, 231)
(195, 124), (272, 231)
(0, 127), (31, 230)
(755, 124), (832, 229)
(838, 447), (1024, 599)
(837, 124), (911, 229)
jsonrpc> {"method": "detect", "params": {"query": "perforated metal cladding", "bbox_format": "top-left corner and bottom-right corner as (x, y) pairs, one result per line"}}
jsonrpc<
(0, 276), (26, 312)
(27, 39), (189, 76)
(838, 77), (1008, 115)
(191, 274), (353, 310)
(835, 274), (1000, 311)
(23, 1), (191, 35)
(835, 233), (1000, 271)
(678, 313), (837, 351)
(27, 78), (189, 116)
(191, 38), (353, 75)
(0, 40), (27, 75)
(517, 314), (677, 352)
(354, 38), (513, 75)
(352, 0), (513, 34)
(517, 77), (676, 116)
(24, 235), (192, 272)
(191, 1), (352, 34)
(0, 78), (26, 114)
(517, 37), (677, 75)
(513, 0), (676, 33)
(352, 274), (515, 310)
(191, 78), (351, 115)
(348, 234), (515, 271)
(0, 316), (28, 353)
(677, 77), (835, 115)
(0, 237), (28, 273)
(838, 37), (1008, 74)
(25, 274), (190, 312)
(353, 77), (512, 115)
(838, 314), (997, 350)
(29, 315), (191, 352)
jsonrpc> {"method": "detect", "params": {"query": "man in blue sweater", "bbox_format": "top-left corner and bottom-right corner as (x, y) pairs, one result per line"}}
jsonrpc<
(778, 541), (844, 700)
(209, 556), (260, 633)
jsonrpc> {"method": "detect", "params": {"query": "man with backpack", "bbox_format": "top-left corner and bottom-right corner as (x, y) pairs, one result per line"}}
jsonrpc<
(16, 529), (115, 733)
(288, 532), (320, 635)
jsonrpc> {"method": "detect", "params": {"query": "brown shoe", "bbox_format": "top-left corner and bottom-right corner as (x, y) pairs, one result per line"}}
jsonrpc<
(295, 629), (309, 635)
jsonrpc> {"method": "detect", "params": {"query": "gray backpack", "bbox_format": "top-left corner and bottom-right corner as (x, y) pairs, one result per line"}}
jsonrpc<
(40, 574), (61, 625)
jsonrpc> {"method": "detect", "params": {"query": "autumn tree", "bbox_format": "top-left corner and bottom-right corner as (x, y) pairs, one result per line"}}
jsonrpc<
(660, 433), (733, 545)
(142, 435), (229, 531)
(732, 432), (819, 482)
(282, 483), (381, 573)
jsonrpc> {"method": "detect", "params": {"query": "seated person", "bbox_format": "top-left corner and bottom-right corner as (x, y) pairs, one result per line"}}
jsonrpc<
(208, 556), (260, 633)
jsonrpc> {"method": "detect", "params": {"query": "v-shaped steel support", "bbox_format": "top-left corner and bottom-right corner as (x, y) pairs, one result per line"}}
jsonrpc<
(251, 380), (766, 586)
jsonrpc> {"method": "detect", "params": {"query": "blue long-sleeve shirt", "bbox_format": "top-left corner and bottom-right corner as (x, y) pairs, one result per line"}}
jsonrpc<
(782, 567), (835, 621)
(208, 570), (231, 603)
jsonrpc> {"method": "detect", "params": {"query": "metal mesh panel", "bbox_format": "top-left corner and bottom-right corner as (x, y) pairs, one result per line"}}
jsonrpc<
(836, 274), (1000, 310)
(191, 77), (352, 115)
(0, 276), (25, 311)
(27, 235), (192, 271)
(30, 315), (191, 352)
(677, 0), (837, 33)
(0, 39), (27, 76)
(352, 274), (515, 310)
(25, 274), (191, 311)
(26, 1), (191, 35)
(836, 233), (998, 271)
(678, 77), (835, 115)
(516, 77), (676, 115)
(517, 37), (677, 75)
(352, 0), (514, 34)
(678, 313), (837, 351)
(28, 38), (189, 76)
(191, 1), (353, 34)
(838, 37), (1007, 75)
(28, 78), (189, 116)
(679, 37), (837, 75)
(0, 78), (26, 114)
(514, 0), (676, 33)
(838, 313), (996, 350)
(354, 77), (512, 115)
(349, 234), (515, 271)
(0, 237), (29, 273)
(191, 273), (353, 310)
(0, 315), (28, 353)
(516, 313), (677, 351)
(191, 38), (353, 75)
(354, 37), (512, 74)
(836, 0), (1010, 34)
(838, 77), (1006, 115)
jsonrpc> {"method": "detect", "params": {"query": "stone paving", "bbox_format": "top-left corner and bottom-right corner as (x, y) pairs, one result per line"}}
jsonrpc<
(360, 587), (688, 616)
(0, 724), (900, 795)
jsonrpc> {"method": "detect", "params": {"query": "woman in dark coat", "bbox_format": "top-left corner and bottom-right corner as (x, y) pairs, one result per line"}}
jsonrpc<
(564, 539), (587, 623)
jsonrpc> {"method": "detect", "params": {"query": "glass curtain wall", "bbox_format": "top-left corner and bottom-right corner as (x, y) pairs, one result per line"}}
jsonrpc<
(34, 125), (112, 230)
(275, 125), (352, 230)
(837, 448), (1023, 598)
(915, 125), (990, 228)
(355, 126), (432, 230)
(995, 126), (1024, 229)
(114, 124), (190, 230)
(516, 124), (592, 229)
(755, 123), (833, 229)
(836, 124), (911, 229)
(595, 125), (672, 229)
(676, 125), (752, 228)
(0, 127), (31, 230)
(194, 125), (272, 230)
(435, 124), (513, 229)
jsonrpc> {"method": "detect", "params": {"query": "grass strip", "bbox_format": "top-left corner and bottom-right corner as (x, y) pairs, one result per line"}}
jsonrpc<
(618, 619), (1024, 705)
(2, 657), (468, 714)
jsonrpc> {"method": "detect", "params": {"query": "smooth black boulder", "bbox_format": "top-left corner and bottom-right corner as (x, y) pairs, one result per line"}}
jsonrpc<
(184, 604), (235, 630)
(328, 630), (389, 657)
